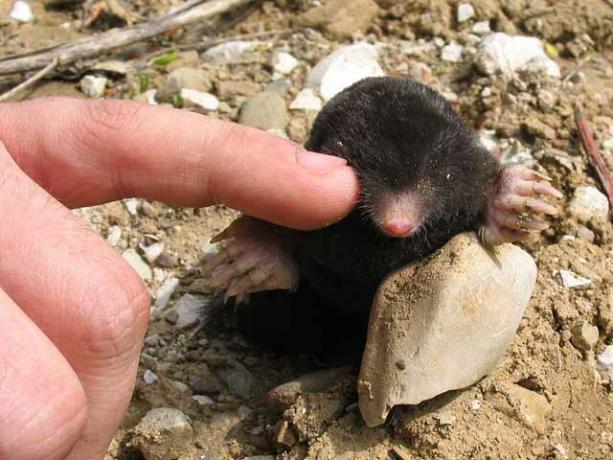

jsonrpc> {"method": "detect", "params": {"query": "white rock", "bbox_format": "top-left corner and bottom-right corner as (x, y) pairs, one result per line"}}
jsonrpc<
(472, 20), (491, 35)
(471, 399), (482, 411)
(192, 395), (214, 406)
(289, 88), (323, 111)
(457, 3), (475, 22)
(271, 51), (299, 75)
(597, 346), (613, 381)
(140, 241), (165, 264)
(153, 268), (167, 283)
(567, 186), (610, 223)
(106, 225), (122, 247)
(202, 40), (270, 65)
(180, 89), (219, 111)
(175, 293), (210, 329)
(441, 42), (463, 62)
(435, 411), (456, 425)
(602, 138), (613, 151)
(433, 37), (445, 48)
(122, 249), (152, 282)
(556, 269), (591, 289)
(79, 75), (108, 98)
(143, 369), (158, 384)
(476, 33), (561, 78)
(122, 198), (140, 216)
(154, 277), (179, 310)
(358, 232), (537, 427)
(305, 43), (384, 101)
(10, 1), (33, 22)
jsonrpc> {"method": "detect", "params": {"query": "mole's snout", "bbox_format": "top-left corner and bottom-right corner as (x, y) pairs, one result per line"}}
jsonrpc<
(383, 219), (414, 238)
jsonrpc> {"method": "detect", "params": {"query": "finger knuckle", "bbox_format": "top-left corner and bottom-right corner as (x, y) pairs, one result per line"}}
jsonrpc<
(75, 263), (150, 361)
(78, 99), (145, 150)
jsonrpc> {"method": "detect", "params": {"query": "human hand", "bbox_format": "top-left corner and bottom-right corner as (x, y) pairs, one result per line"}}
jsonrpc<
(0, 97), (358, 460)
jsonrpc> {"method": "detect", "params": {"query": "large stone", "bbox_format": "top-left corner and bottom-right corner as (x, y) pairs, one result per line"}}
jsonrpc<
(239, 92), (288, 130)
(476, 33), (561, 78)
(133, 408), (193, 460)
(305, 43), (384, 102)
(358, 232), (537, 427)
(297, 0), (380, 40)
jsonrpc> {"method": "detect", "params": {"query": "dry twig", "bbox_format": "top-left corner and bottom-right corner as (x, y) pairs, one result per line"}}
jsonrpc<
(574, 108), (613, 214)
(0, 0), (254, 76)
(0, 59), (60, 102)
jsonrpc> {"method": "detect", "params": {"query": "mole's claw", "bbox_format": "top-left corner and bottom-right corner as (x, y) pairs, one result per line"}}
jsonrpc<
(202, 216), (299, 304)
(495, 194), (559, 216)
(480, 164), (562, 246)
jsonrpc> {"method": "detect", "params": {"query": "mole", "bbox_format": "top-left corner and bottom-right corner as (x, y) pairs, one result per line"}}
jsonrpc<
(204, 77), (561, 361)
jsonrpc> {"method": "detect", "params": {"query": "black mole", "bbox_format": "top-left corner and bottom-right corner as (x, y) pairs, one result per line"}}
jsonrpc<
(205, 77), (560, 362)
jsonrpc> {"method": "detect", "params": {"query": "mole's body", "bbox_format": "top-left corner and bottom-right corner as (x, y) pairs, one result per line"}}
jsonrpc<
(294, 77), (499, 313)
(205, 77), (560, 359)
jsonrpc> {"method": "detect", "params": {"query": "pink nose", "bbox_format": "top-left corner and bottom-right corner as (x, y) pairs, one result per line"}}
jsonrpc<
(383, 219), (414, 238)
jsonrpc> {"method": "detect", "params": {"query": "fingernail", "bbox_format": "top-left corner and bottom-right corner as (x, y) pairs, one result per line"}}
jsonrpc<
(295, 148), (347, 174)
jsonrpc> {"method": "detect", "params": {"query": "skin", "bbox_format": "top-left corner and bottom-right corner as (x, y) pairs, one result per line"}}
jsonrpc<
(0, 97), (358, 460)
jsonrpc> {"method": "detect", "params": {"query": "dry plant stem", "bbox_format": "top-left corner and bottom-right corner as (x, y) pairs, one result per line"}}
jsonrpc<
(0, 0), (254, 75)
(575, 108), (613, 213)
(0, 58), (59, 102)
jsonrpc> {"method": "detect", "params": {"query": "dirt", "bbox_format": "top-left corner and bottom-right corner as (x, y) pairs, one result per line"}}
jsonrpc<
(2, 1), (613, 459)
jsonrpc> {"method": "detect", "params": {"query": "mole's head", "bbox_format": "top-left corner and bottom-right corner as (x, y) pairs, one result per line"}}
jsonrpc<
(306, 77), (500, 239)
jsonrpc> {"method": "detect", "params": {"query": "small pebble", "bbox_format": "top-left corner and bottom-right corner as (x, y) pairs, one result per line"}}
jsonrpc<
(472, 20), (491, 35)
(568, 186), (610, 223)
(10, 1), (34, 23)
(123, 198), (140, 216)
(133, 408), (193, 460)
(154, 277), (179, 310)
(570, 321), (599, 352)
(79, 75), (108, 98)
(441, 42), (463, 62)
(271, 51), (299, 75)
(435, 411), (456, 425)
(290, 88), (323, 111)
(556, 269), (591, 289)
(143, 369), (158, 384)
(122, 249), (152, 282)
(181, 89), (220, 111)
(192, 395), (215, 406)
(457, 3), (475, 22)
(597, 346), (613, 381)
(106, 226), (122, 247)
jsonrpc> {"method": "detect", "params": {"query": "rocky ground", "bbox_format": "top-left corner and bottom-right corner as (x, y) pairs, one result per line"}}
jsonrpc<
(2, 1), (613, 459)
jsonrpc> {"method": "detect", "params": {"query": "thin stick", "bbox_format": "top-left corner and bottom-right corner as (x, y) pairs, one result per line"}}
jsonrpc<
(0, 58), (60, 102)
(574, 108), (613, 214)
(0, 0), (254, 76)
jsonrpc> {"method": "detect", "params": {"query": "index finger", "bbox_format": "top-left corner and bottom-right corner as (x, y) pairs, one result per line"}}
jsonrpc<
(0, 97), (358, 230)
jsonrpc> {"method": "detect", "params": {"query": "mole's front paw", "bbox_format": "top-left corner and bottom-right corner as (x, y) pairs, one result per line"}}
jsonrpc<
(203, 217), (299, 304)
(479, 165), (563, 246)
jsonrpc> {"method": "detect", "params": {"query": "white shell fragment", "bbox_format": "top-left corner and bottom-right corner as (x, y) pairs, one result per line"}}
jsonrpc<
(476, 33), (561, 78)
(289, 88), (323, 111)
(10, 1), (34, 22)
(305, 43), (384, 101)
(358, 232), (537, 427)
(556, 269), (592, 289)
